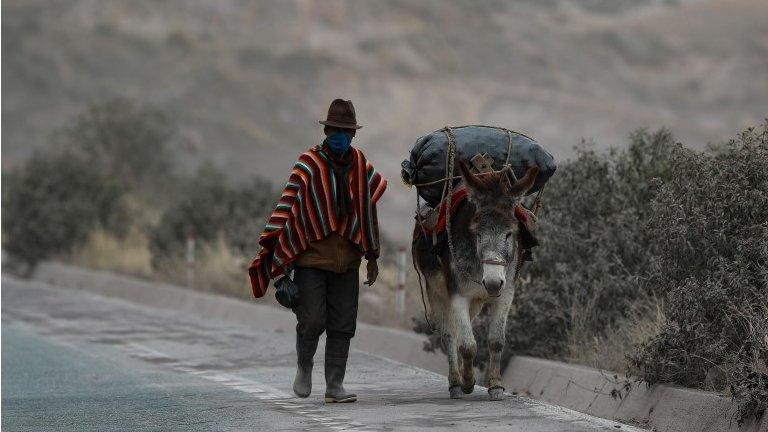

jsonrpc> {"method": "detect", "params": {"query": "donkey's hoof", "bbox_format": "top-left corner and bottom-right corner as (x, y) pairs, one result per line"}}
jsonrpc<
(449, 386), (464, 399)
(488, 386), (505, 401)
(461, 379), (476, 394)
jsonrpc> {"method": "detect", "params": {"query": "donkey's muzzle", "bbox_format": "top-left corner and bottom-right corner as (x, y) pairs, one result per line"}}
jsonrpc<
(482, 260), (506, 297)
(482, 277), (504, 297)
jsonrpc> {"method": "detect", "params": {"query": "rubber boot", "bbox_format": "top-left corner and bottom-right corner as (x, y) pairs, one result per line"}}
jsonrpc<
(293, 337), (318, 398)
(324, 338), (357, 403)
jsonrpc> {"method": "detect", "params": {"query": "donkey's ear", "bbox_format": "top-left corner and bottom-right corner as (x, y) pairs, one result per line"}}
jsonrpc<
(457, 160), (484, 194)
(509, 165), (540, 196)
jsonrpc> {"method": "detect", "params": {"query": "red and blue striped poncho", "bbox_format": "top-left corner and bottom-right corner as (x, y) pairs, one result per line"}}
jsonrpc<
(248, 147), (387, 298)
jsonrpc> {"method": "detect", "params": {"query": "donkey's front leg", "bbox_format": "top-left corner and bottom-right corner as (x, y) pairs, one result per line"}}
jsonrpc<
(486, 292), (515, 401)
(449, 294), (477, 395)
(442, 330), (463, 399)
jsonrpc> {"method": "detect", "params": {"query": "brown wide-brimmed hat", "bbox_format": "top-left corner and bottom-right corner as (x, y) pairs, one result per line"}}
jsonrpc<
(319, 99), (362, 130)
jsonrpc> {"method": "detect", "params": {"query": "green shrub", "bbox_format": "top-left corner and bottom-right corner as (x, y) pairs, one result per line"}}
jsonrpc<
(507, 129), (677, 358)
(629, 123), (768, 423)
(2, 151), (125, 266)
(149, 164), (276, 267)
(65, 97), (176, 195)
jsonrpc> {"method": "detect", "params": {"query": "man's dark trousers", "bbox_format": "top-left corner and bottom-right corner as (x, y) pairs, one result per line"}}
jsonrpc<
(293, 266), (359, 342)
(292, 266), (359, 401)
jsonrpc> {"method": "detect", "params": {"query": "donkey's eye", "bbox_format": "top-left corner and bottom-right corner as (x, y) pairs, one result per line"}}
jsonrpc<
(505, 231), (514, 240)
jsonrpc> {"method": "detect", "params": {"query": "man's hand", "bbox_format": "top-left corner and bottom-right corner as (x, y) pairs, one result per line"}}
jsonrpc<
(364, 258), (379, 286)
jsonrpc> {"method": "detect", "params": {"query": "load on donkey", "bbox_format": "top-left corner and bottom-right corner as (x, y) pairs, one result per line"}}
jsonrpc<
(401, 125), (556, 401)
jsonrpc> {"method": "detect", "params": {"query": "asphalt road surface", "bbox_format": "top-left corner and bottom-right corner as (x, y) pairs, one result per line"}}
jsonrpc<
(2, 276), (642, 431)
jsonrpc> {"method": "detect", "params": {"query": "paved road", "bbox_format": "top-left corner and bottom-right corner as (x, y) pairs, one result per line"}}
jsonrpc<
(2, 276), (642, 431)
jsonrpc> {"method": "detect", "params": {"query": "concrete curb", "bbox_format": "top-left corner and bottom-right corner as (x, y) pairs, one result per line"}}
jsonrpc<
(502, 353), (767, 432)
(31, 262), (766, 432)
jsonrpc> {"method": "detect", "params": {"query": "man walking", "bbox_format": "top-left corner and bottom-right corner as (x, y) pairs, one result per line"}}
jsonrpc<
(249, 99), (387, 403)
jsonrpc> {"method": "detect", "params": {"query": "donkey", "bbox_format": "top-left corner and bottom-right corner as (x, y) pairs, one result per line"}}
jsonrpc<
(413, 161), (539, 401)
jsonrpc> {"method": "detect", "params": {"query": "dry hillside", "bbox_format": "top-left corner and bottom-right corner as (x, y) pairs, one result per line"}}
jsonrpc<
(3, 0), (767, 240)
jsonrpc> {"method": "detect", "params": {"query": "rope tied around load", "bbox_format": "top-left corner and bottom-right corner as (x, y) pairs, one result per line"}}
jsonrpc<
(408, 125), (521, 188)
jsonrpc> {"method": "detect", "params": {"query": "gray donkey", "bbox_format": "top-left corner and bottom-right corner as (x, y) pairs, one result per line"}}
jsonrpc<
(413, 161), (539, 401)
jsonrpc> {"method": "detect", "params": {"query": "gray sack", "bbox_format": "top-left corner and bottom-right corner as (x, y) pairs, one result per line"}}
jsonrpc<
(401, 126), (557, 207)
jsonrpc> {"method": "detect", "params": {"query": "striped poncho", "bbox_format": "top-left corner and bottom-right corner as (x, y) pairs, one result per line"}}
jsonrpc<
(248, 147), (387, 298)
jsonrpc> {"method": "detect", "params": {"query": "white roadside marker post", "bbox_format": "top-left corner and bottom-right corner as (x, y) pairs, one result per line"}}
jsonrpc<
(186, 228), (196, 289)
(395, 246), (407, 320)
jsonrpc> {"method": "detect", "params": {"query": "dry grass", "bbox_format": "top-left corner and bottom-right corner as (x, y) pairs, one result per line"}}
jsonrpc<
(65, 219), (433, 333)
(67, 227), (154, 279)
(191, 237), (254, 298)
(357, 260), (428, 330)
(66, 222), (251, 299)
(65, 195), (160, 279)
(153, 236), (252, 299)
(567, 296), (666, 373)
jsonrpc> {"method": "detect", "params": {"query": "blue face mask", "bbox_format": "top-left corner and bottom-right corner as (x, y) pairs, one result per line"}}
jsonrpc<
(326, 132), (352, 155)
